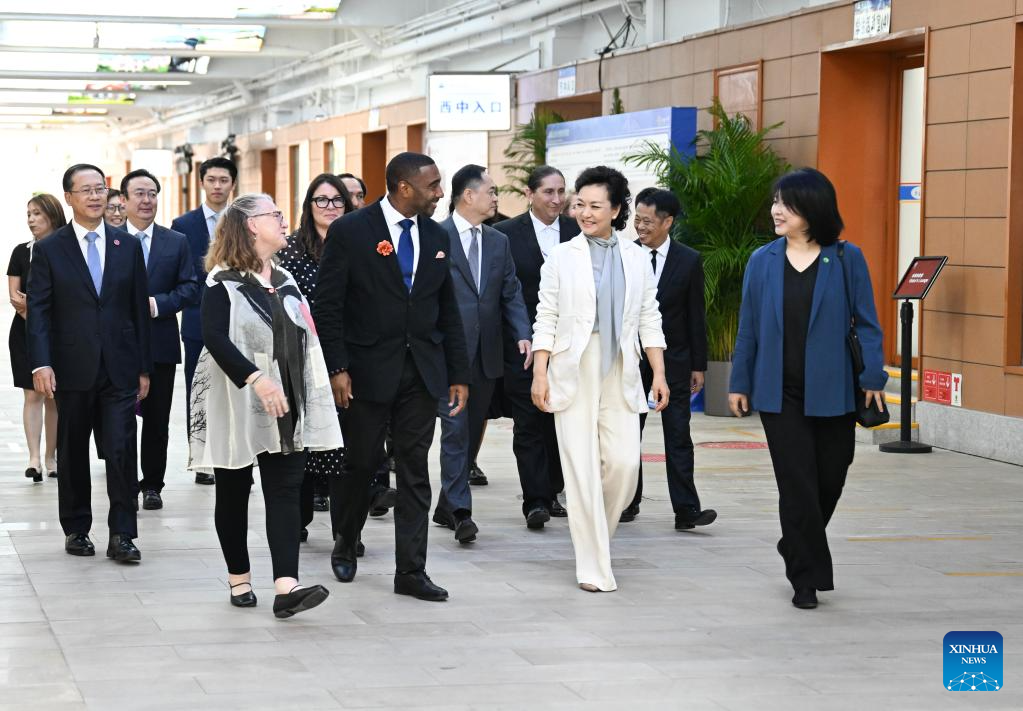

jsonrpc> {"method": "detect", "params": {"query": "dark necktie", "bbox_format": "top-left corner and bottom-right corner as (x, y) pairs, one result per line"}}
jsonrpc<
(468, 227), (480, 289)
(397, 218), (415, 292)
(650, 249), (657, 274)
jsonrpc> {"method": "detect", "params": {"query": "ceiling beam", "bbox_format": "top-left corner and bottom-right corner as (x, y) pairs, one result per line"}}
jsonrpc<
(0, 43), (310, 59)
(0, 11), (342, 28)
(0, 70), (246, 82)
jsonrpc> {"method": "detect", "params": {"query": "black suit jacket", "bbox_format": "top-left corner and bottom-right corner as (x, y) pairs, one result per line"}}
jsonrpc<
(144, 224), (199, 364)
(170, 206), (212, 343)
(492, 211), (580, 326)
(640, 239), (708, 387)
(26, 222), (152, 391)
(313, 199), (470, 403)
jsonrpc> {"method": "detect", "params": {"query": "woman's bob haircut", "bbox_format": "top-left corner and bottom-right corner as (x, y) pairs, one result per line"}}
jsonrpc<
(773, 167), (844, 247)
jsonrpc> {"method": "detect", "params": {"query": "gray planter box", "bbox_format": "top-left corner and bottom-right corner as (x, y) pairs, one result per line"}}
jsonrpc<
(703, 360), (733, 417)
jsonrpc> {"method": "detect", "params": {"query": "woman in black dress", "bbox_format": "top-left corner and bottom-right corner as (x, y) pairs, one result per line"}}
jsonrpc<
(8, 194), (66, 482)
(277, 173), (353, 541)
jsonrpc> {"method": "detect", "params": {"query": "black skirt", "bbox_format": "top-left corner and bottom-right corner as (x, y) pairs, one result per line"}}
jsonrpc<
(9, 315), (32, 389)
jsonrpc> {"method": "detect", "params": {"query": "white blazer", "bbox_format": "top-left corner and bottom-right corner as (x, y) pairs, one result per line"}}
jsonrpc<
(532, 232), (666, 413)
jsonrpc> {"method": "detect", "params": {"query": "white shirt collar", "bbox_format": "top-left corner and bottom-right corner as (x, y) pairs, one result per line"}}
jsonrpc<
(648, 237), (671, 257)
(202, 203), (220, 222)
(71, 220), (105, 241)
(381, 195), (417, 229)
(127, 220), (153, 239)
(529, 210), (559, 234)
(451, 210), (479, 235)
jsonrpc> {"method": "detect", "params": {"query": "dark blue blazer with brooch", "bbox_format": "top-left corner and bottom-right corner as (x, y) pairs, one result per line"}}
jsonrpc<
(729, 237), (887, 416)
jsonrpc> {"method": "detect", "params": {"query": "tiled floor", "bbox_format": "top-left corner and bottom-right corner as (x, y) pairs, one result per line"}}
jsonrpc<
(1, 366), (1021, 709)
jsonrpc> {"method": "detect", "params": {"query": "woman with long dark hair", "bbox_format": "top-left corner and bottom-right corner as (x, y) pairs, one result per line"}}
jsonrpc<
(729, 168), (887, 609)
(276, 174), (353, 541)
(9, 194), (66, 482)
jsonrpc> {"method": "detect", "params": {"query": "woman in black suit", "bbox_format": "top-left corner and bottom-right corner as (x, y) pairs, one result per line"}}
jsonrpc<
(8, 194), (65, 482)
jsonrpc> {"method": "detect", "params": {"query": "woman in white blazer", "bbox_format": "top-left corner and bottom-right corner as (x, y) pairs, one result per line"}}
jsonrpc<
(531, 166), (670, 592)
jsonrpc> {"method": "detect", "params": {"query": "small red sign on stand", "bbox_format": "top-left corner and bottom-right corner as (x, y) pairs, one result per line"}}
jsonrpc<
(923, 369), (952, 405)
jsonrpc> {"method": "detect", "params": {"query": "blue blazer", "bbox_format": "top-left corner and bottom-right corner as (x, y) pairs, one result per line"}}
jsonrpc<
(170, 207), (212, 343)
(440, 217), (531, 381)
(26, 222), (152, 391)
(146, 224), (200, 364)
(729, 238), (887, 416)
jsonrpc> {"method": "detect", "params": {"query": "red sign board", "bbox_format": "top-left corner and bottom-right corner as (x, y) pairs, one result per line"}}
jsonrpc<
(923, 369), (952, 405)
(893, 256), (947, 299)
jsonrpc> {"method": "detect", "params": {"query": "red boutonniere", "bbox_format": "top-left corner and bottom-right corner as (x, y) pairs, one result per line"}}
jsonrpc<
(376, 240), (394, 256)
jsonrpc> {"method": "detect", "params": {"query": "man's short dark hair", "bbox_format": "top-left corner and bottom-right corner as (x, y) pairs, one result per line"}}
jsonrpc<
(337, 172), (367, 195)
(63, 163), (105, 192)
(574, 165), (631, 232)
(385, 152), (436, 193)
(635, 187), (680, 220)
(449, 164), (487, 213)
(773, 168), (844, 247)
(120, 168), (162, 196)
(526, 165), (565, 192)
(199, 156), (238, 182)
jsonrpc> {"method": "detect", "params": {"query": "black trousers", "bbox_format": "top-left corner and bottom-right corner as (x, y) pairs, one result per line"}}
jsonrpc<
(333, 351), (437, 573)
(183, 337), (202, 437)
(759, 396), (856, 591)
(138, 362), (176, 493)
(214, 450), (306, 580)
(55, 361), (139, 538)
(633, 376), (699, 513)
(503, 361), (563, 516)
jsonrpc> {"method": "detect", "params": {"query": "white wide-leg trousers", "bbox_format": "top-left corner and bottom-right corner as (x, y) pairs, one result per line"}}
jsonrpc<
(554, 333), (641, 591)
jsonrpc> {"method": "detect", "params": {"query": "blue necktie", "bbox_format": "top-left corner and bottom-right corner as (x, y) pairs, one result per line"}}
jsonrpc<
(137, 232), (149, 266)
(85, 231), (102, 294)
(397, 218), (415, 292)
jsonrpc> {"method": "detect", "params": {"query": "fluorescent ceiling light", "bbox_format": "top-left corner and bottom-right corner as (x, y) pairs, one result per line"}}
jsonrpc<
(7, 1), (340, 19)
(0, 22), (265, 54)
(0, 107), (51, 116)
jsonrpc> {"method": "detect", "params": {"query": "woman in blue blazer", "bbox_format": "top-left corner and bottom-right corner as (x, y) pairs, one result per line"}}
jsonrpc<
(728, 168), (887, 610)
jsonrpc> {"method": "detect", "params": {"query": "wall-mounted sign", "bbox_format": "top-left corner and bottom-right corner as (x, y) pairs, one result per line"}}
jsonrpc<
(923, 369), (952, 406)
(428, 73), (512, 132)
(853, 0), (891, 40)
(557, 67), (576, 98)
(899, 182), (921, 201)
(892, 255), (947, 300)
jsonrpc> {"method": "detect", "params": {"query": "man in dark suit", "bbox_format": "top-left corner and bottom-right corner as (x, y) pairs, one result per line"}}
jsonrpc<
(121, 169), (199, 511)
(314, 152), (470, 601)
(492, 165), (579, 528)
(27, 163), (152, 562)
(625, 188), (716, 530)
(171, 156), (236, 486)
(433, 165), (531, 543)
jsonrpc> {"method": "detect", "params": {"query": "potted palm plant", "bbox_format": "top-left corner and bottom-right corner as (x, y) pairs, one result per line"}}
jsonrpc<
(502, 107), (565, 197)
(625, 99), (789, 415)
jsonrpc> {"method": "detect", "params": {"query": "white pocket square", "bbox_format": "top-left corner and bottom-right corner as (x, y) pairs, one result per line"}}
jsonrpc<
(435, 250), (445, 258)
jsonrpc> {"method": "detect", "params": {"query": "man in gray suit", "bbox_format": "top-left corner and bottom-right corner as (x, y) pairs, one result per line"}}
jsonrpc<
(433, 165), (532, 543)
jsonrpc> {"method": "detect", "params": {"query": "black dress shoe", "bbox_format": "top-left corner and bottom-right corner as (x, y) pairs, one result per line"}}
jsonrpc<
(526, 506), (550, 530)
(273, 584), (329, 618)
(195, 472), (215, 485)
(312, 493), (329, 512)
(106, 533), (141, 563)
(549, 498), (567, 517)
(65, 533), (95, 557)
(453, 514), (478, 544)
(675, 508), (717, 530)
(300, 527), (309, 543)
(394, 571), (448, 601)
(792, 588), (818, 609)
(331, 538), (357, 582)
(230, 582), (257, 607)
(356, 540), (365, 557)
(468, 463), (488, 486)
(619, 503), (639, 523)
(369, 487), (397, 517)
(25, 467), (42, 483)
(432, 508), (455, 531)
(142, 490), (163, 510)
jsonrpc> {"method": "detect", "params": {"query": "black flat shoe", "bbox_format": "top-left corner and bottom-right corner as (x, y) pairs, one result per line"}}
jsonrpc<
(526, 506), (550, 530)
(141, 490), (163, 510)
(368, 487), (396, 518)
(273, 584), (329, 619)
(619, 504), (639, 523)
(195, 472), (215, 485)
(792, 588), (818, 609)
(549, 498), (567, 517)
(65, 533), (95, 557)
(230, 582), (257, 607)
(394, 571), (448, 601)
(300, 528), (309, 543)
(106, 533), (141, 563)
(675, 508), (717, 530)
(48, 470), (58, 478)
(357, 540), (365, 557)
(26, 467), (42, 483)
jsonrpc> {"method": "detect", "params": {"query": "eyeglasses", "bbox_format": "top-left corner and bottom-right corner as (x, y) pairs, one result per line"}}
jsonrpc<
(105, 204), (127, 213)
(251, 210), (285, 223)
(70, 186), (109, 197)
(130, 190), (159, 201)
(312, 196), (346, 209)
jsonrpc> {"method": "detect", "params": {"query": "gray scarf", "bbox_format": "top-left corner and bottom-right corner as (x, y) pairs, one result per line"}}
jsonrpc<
(586, 234), (626, 379)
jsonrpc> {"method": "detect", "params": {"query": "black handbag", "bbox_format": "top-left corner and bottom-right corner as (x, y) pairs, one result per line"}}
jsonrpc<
(836, 242), (890, 428)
